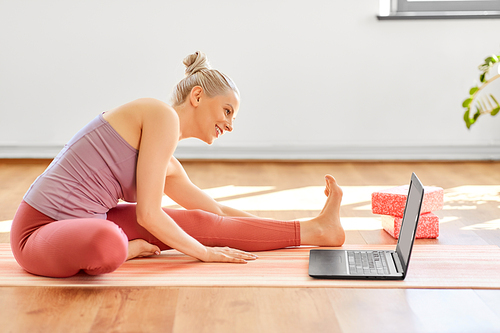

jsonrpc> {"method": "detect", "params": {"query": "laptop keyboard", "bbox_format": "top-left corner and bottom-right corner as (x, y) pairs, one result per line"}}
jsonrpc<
(347, 251), (390, 275)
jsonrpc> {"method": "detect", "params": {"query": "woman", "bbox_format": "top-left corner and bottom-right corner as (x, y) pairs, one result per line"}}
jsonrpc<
(10, 51), (345, 278)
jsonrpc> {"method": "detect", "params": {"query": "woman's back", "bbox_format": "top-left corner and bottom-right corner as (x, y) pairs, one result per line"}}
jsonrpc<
(23, 113), (138, 220)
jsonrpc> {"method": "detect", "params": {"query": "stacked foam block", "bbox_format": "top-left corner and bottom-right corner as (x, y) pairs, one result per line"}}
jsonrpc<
(371, 185), (444, 239)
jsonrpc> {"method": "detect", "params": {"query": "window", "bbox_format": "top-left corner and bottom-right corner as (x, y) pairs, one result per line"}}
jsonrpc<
(378, 0), (500, 19)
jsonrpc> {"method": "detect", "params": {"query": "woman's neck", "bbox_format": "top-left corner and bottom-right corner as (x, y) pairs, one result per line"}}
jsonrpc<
(173, 102), (195, 141)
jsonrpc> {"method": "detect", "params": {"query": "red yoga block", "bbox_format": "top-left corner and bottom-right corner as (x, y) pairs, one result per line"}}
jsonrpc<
(372, 185), (444, 218)
(381, 212), (440, 239)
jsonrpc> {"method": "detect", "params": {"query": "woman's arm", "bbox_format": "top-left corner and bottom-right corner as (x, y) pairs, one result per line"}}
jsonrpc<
(164, 157), (257, 218)
(133, 99), (255, 263)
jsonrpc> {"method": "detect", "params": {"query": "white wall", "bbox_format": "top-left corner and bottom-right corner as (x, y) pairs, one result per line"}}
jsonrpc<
(1, 1), (499, 160)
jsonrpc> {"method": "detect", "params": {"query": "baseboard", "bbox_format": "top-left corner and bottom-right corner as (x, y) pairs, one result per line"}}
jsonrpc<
(0, 145), (64, 159)
(174, 145), (500, 161)
(2, 144), (499, 161)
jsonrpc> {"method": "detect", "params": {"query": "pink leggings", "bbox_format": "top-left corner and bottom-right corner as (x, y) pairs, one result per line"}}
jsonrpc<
(10, 201), (300, 278)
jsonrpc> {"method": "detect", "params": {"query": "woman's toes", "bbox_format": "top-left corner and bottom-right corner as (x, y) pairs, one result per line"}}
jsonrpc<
(141, 242), (160, 257)
(325, 175), (342, 197)
(128, 239), (160, 260)
(325, 174), (336, 182)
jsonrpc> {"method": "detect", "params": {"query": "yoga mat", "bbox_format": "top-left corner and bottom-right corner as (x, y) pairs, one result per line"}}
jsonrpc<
(1, 244), (500, 289)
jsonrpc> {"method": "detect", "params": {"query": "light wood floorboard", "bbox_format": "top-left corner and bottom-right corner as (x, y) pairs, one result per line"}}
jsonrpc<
(1, 159), (500, 332)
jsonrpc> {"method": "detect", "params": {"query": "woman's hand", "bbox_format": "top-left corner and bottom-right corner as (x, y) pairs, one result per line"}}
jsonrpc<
(201, 246), (258, 264)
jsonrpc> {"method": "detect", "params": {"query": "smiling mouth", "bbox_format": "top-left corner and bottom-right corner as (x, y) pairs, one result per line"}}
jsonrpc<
(215, 125), (223, 138)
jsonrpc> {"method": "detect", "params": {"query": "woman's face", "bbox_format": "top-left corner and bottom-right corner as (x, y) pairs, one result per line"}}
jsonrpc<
(195, 90), (240, 144)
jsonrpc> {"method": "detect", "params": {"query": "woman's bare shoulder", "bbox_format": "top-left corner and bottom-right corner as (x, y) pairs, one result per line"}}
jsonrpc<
(135, 98), (176, 118)
(115, 98), (174, 116)
(106, 98), (176, 123)
(103, 98), (177, 150)
(132, 97), (172, 108)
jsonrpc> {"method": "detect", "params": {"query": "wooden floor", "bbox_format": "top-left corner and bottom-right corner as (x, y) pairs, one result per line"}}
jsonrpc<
(1, 159), (500, 332)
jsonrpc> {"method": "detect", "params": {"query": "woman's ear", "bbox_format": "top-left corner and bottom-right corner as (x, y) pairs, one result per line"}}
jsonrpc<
(190, 86), (203, 107)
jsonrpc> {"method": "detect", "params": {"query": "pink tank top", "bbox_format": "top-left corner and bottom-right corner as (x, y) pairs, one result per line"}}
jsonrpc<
(24, 113), (139, 220)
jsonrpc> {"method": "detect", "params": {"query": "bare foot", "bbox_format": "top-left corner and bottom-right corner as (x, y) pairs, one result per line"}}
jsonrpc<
(127, 239), (161, 260)
(300, 175), (345, 246)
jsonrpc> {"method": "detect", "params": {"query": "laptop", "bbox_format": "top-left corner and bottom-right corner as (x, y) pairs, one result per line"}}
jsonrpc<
(308, 172), (424, 280)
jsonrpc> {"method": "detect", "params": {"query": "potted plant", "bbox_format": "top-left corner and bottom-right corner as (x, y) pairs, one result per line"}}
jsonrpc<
(462, 54), (500, 129)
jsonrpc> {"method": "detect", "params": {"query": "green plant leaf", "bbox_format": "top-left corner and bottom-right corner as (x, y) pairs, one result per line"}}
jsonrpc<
(477, 102), (484, 113)
(473, 109), (481, 120)
(462, 54), (500, 128)
(469, 87), (478, 95)
(462, 98), (473, 108)
(464, 110), (472, 129)
(491, 94), (499, 106)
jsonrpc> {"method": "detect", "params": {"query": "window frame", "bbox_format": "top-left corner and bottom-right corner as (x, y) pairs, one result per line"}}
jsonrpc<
(378, 0), (500, 19)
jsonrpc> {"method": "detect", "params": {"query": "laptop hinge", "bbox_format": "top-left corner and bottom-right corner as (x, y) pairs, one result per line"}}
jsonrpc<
(391, 252), (404, 274)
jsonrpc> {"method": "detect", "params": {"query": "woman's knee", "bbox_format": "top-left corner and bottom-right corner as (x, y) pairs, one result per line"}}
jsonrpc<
(82, 222), (128, 275)
(12, 218), (128, 277)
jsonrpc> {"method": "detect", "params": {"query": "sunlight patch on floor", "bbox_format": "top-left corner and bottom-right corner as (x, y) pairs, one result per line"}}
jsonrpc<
(439, 216), (459, 224)
(219, 186), (326, 211)
(161, 185), (276, 207)
(204, 185), (276, 199)
(462, 219), (500, 231)
(444, 185), (500, 206)
(442, 205), (476, 210)
(217, 186), (393, 211)
(296, 216), (383, 230)
(2, 186), (495, 234)
(341, 217), (383, 230)
(352, 204), (373, 211)
(0, 220), (12, 233)
(342, 186), (396, 205)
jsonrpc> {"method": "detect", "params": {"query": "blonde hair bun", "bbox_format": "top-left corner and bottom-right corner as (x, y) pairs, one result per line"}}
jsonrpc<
(183, 51), (211, 76)
(171, 51), (239, 106)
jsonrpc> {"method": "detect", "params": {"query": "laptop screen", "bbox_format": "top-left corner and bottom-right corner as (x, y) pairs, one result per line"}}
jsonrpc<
(395, 173), (424, 272)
